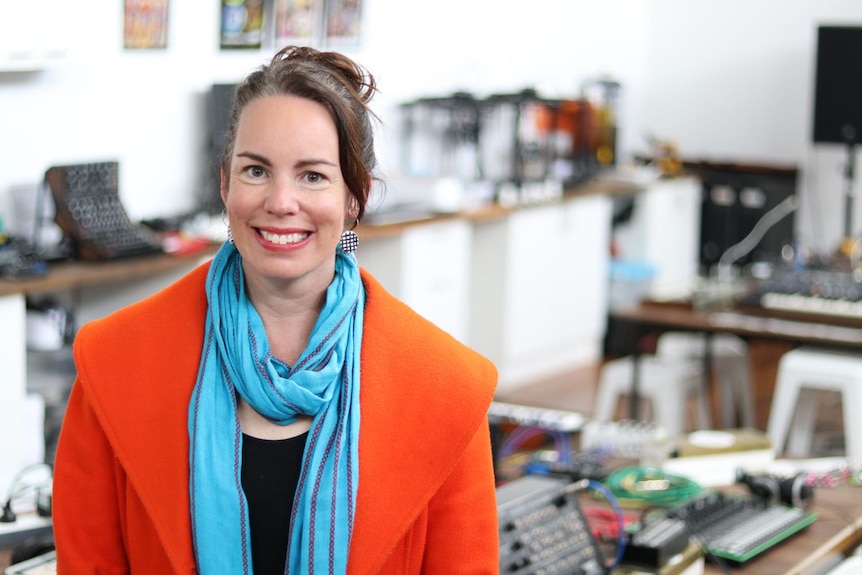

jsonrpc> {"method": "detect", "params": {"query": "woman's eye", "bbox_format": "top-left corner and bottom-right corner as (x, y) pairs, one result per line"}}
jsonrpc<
(247, 166), (266, 178)
(305, 172), (324, 184)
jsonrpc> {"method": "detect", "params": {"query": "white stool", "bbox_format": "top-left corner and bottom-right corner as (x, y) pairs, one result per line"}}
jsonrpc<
(767, 347), (862, 463)
(656, 333), (755, 429)
(593, 354), (710, 439)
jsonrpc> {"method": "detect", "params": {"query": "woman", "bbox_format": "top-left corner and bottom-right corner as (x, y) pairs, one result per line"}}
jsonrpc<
(52, 46), (499, 574)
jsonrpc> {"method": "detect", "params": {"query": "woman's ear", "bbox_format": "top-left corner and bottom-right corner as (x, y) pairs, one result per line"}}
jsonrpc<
(220, 168), (229, 205)
(346, 195), (360, 224)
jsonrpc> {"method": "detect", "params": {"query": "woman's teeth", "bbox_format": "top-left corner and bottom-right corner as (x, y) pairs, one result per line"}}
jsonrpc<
(259, 230), (309, 244)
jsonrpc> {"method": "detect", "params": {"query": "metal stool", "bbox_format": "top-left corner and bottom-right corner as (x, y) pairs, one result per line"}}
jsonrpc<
(656, 332), (755, 429)
(593, 353), (710, 439)
(766, 346), (862, 463)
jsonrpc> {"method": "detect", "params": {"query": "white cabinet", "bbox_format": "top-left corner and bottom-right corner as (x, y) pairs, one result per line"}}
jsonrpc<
(0, 294), (32, 492)
(358, 219), (472, 343)
(0, 0), (70, 71)
(0, 253), (213, 493)
(612, 176), (701, 299)
(470, 194), (612, 390)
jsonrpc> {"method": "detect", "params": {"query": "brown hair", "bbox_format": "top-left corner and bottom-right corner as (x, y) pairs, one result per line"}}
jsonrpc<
(221, 46), (380, 223)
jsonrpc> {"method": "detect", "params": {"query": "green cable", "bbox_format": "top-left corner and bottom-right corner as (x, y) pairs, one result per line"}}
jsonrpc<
(604, 466), (701, 507)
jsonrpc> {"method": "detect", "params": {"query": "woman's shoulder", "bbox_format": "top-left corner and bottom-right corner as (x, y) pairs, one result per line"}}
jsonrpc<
(360, 268), (497, 401)
(74, 261), (210, 371)
(361, 269), (494, 371)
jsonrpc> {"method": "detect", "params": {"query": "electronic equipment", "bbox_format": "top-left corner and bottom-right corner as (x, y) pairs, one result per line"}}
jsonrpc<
(812, 26), (862, 146)
(44, 162), (163, 261)
(5, 182), (70, 262)
(579, 420), (665, 459)
(4, 550), (56, 575)
(737, 266), (862, 321)
(0, 238), (47, 279)
(665, 490), (818, 563)
(497, 474), (606, 575)
(201, 83), (237, 215)
(736, 470), (815, 508)
(812, 25), (862, 239)
(621, 516), (690, 569)
(684, 161), (798, 275)
(488, 401), (585, 433)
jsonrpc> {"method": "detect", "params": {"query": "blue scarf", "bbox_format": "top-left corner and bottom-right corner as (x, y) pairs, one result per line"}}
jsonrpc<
(189, 241), (364, 574)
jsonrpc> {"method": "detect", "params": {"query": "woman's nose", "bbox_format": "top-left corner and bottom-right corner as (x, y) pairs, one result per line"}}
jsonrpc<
(264, 178), (301, 214)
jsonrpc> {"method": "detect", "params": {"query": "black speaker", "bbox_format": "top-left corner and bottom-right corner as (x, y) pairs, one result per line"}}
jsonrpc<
(812, 25), (862, 145)
(200, 83), (238, 215)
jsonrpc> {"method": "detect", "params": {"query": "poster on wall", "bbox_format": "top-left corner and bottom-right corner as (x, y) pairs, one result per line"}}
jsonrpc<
(324, 0), (363, 46)
(275, 0), (322, 46)
(221, 0), (266, 49)
(124, 0), (169, 49)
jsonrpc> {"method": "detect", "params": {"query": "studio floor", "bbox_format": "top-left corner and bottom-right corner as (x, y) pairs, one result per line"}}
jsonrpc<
(1, 355), (847, 571)
(495, 359), (846, 458)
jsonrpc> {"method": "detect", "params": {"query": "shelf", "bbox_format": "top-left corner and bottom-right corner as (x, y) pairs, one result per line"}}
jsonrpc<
(0, 246), (219, 298)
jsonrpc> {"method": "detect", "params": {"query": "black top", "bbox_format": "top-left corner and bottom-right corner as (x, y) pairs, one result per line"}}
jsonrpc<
(241, 431), (308, 575)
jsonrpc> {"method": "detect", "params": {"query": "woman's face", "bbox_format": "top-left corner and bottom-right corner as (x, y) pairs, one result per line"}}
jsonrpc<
(222, 95), (354, 294)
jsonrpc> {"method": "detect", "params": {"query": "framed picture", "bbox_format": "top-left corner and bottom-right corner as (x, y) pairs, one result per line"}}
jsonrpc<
(324, 0), (363, 47)
(221, 0), (266, 50)
(124, 0), (169, 50)
(275, 0), (322, 46)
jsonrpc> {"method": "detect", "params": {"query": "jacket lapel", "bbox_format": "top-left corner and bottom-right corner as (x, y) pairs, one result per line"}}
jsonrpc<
(79, 264), (209, 572)
(347, 272), (494, 574)
(83, 265), (489, 574)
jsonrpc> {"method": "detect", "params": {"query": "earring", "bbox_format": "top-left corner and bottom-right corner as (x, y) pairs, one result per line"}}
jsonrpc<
(222, 210), (234, 244)
(339, 230), (359, 253)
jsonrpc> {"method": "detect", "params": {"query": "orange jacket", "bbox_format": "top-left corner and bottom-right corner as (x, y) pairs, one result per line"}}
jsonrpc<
(53, 263), (499, 574)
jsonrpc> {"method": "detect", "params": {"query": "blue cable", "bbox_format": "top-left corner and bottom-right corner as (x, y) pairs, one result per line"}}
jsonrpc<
(583, 478), (627, 572)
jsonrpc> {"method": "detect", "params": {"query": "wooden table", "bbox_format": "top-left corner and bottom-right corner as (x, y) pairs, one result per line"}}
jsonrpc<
(610, 299), (862, 426)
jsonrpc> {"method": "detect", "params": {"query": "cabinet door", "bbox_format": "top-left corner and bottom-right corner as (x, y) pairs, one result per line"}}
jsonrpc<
(0, 0), (69, 70)
(613, 177), (701, 297)
(0, 294), (28, 490)
(359, 220), (472, 343)
(401, 220), (472, 342)
(504, 203), (568, 359)
(0, 0), (40, 67)
(504, 196), (611, 380)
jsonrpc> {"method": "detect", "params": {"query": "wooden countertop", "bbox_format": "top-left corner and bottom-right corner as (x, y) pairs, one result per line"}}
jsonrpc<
(0, 246), (219, 298)
(0, 176), (646, 298)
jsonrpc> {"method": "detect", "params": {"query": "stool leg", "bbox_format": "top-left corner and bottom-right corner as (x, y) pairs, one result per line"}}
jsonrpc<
(725, 357), (756, 429)
(842, 384), (862, 465)
(653, 392), (682, 438)
(718, 371), (735, 429)
(737, 372), (756, 429)
(594, 360), (628, 421)
(786, 388), (820, 457)
(767, 370), (803, 457)
(693, 378), (712, 431)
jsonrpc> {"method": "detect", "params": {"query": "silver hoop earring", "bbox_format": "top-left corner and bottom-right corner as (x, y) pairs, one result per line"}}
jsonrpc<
(222, 210), (234, 244)
(339, 230), (359, 253)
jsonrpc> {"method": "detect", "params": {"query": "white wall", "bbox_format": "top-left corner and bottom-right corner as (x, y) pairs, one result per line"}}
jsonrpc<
(636, 0), (862, 255)
(0, 0), (648, 219)
(1, 0), (861, 254)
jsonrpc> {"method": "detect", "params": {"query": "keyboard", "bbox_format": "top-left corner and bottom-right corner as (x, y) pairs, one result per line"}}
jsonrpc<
(488, 401), (585, 432)
(738, 267), (862, 320)
(666, 491), (818, 563)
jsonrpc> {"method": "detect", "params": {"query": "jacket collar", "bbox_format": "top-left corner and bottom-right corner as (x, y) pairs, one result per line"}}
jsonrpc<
(87, 264), (489, 574)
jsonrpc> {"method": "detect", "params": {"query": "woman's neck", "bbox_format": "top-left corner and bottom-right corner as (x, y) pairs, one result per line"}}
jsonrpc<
(245, 278), (328, 366)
